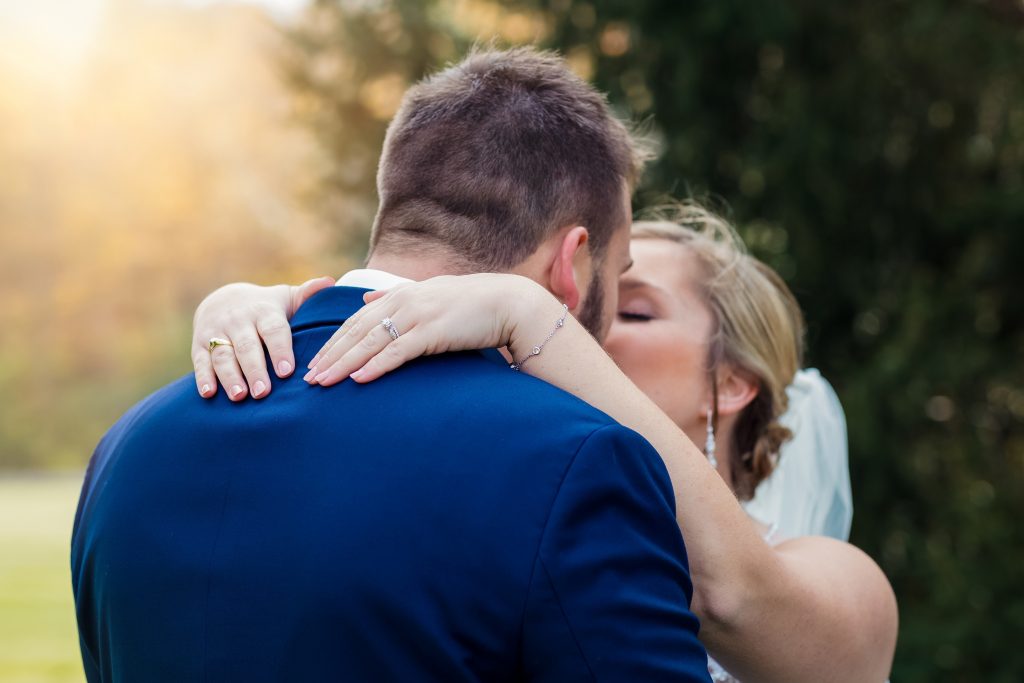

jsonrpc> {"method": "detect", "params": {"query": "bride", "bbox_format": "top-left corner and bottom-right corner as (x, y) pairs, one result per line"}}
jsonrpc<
(191, 205), (897, 681)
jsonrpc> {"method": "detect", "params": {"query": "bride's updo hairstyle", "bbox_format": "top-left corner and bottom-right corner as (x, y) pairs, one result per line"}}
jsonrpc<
(633, 204), (805, 500)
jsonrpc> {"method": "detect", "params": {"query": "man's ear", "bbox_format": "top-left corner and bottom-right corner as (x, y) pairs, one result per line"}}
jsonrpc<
(547, 226), (591, 312)
(715, 367), (760, 417)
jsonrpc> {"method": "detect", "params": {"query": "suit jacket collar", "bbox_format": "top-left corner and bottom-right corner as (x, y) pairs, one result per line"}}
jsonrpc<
(335, 268), (413, 291)
(290, 286), (509, 367)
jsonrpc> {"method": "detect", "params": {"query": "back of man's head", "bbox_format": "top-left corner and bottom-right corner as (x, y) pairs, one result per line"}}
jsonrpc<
(369, 47), (645, 271)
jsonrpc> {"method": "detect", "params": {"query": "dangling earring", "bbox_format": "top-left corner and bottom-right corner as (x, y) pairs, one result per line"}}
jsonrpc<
(705, 404), (718, 469)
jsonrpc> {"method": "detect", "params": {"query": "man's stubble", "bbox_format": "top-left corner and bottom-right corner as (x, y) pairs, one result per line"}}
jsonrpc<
(575, 271), (607, 342)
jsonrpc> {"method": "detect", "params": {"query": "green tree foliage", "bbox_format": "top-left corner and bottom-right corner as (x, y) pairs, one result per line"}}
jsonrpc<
(290, 1), (1024, 679)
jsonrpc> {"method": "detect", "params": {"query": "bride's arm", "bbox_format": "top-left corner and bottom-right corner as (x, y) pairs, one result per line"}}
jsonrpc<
(307, 273), (898, 683)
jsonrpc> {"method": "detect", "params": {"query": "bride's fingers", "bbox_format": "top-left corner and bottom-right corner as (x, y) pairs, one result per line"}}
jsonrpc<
(312, 319), (405, 387)
(231, 326), (273, 399)
(210, 341), (249, 401)
(350, 329), (429, 383)
(192, 342), (217, 398)
(310, 285), (404, 367)
(305, 315), (365, 380)
(306, 304), (372, 370)
(306, 297), (392, 377)
(255, 309), (296, 378)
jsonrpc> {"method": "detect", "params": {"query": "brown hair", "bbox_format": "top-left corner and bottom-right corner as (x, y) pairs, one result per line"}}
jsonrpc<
(369, 47), (648, 271)
(633, 204), (805, 500)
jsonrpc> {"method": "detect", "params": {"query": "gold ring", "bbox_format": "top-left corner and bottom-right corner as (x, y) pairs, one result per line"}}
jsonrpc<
(208, 337), (233, 352)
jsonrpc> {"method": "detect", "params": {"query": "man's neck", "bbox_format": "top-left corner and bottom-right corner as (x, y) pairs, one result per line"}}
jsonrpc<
(365, 244), (551, 284)
(363, 254), (463, 282)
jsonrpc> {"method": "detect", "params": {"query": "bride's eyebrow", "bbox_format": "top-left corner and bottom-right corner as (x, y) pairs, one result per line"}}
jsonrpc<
(619, 278), (667, 296)
(618, 278), (646, 290)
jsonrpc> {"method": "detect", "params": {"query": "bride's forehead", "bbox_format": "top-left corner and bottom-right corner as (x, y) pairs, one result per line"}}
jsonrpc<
(625, 239), (701, 289)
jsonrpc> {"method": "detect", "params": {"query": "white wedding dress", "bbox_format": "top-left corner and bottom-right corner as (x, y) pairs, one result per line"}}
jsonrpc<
(707, 369), (853, 681)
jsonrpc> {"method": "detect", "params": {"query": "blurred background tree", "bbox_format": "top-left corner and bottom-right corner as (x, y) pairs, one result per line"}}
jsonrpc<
(1, 0), (1021, 680)
(285, 0), (1024, 679)
(0, 1), (336, 470)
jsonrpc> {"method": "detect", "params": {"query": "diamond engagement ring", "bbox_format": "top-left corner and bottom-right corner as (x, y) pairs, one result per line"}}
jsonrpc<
(208, 337), (233, 352)
(381, 318), (400, 340)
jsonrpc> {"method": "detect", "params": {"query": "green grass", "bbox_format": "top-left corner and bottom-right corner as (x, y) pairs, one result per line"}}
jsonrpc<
(0, 474), (86, 683)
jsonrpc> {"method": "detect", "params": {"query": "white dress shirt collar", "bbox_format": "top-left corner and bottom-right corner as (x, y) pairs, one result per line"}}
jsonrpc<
(335, 268), (413, 292)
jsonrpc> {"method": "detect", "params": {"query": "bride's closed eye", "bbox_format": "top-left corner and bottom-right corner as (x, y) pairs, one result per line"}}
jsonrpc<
(616, 291), (659, 322)
(618, 311), (655, 322)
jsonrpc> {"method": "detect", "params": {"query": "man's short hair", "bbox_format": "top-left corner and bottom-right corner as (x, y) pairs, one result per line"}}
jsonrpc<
(369, 47), (647, 270)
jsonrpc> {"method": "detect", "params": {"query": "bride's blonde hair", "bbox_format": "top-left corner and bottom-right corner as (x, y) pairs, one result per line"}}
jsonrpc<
(632, 203), (805, 500)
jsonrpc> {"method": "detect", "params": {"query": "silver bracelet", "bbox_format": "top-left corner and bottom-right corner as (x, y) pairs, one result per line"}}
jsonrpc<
(510, 303), (569, 371)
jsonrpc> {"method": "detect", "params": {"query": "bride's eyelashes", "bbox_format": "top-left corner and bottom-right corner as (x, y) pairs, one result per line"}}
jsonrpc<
(617, 311), (655, 322)
(617, 289), (660, 321)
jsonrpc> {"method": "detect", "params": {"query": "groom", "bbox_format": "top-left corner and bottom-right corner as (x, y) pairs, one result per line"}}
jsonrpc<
(72, 48), (712, 681)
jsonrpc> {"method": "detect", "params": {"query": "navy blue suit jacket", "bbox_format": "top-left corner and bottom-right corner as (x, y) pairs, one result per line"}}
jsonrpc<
(72, 286), (711, 682)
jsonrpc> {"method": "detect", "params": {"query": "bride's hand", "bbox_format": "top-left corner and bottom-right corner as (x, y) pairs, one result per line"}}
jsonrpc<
(304, 273), (562, 385)
(192, 276), (335, 400)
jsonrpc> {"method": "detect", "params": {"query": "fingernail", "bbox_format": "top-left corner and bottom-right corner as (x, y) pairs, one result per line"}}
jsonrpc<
(201, 384), (211, 396)
(231, 385), (245, 398)
(350, 369), (365, 382)
(253, 380), (267, 397)
(307, 354), (320, 369)
(313, 370), (330, 383)
(303, 369), (315, 382)
(278, 360), (292, 376)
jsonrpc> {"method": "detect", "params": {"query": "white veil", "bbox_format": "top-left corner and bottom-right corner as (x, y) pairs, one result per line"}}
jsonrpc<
(742, 369), (853, 541)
